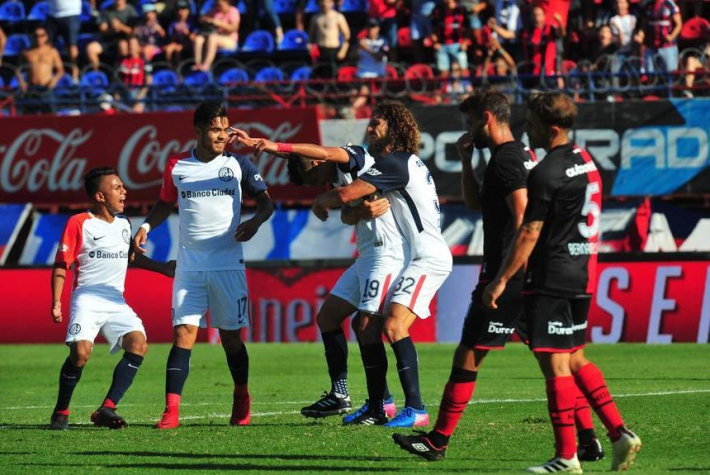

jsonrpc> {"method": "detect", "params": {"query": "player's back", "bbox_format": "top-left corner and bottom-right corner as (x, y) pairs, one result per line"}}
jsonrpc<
(338, 145), (404, 255)
(55, 212), (132, 299)
(360, 151), (451, 268)
(525, 143), (602, 297)
(479, 141), (535, 282)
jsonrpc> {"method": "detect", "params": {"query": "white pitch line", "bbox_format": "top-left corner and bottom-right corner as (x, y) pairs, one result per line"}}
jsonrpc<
(2, 389), (708, 415)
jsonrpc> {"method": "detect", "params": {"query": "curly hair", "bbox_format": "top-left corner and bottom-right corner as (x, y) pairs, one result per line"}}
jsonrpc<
(373, 101), (421, 156)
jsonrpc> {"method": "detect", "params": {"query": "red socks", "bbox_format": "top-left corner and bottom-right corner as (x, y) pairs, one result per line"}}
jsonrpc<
(572, 383), (595, 432)
(546, 376), (577, 460)
(102, 398), (117, 409)
(574, 363), (624, 440)
(433, 379), (476, 437)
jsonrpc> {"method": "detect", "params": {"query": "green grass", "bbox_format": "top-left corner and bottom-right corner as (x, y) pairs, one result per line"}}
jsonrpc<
(0, 343), (709, 474)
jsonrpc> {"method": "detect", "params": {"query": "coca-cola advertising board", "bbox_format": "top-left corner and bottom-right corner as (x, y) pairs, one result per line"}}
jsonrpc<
(0, 266), (438, 344)
(0, 109), (322, 204)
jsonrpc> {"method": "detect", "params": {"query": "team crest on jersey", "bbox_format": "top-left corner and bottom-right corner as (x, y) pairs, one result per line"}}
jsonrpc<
(89, 251), (95, 258)
(122, 229), (130, 244)
(219, 167), (235, 182)
(69, 324), (81, 335)
(366, 168), (382, 176)
(60, 243), (69, 252)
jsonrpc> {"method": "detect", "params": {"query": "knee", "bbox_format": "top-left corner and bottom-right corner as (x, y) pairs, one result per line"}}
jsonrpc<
(130, 340), (149, 356)
(71, 348), (91, 367)
(383, 320), (402, 344)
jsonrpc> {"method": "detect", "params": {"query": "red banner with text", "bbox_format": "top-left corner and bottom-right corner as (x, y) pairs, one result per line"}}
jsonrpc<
(0, 108), (322, 204)
(0, 267), (438, 344)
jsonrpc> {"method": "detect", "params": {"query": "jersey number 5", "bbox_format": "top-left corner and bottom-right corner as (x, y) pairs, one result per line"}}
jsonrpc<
(578, 182), (600, 239)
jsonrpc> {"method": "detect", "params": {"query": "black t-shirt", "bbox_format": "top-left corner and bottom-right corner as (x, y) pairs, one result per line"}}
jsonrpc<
(479, 141), (535, 283)
(523, 143), (602, 297)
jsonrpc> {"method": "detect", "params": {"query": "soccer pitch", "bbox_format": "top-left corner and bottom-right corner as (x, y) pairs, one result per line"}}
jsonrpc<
(0, 343), (708, 474)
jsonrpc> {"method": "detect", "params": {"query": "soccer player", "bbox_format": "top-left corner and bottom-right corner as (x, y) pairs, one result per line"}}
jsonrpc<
(284, 155), (402, 422)
(50, 167), (175, 431)
(133, 101), (274, 429)
(392, 91), (604, 462)
(483, 92), (641, 473)
(234, 102), (453, 427)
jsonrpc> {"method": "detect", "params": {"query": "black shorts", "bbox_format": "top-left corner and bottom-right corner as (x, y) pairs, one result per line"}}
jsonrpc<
(459, 281), (526, 350)
(524, 294), (590, 353)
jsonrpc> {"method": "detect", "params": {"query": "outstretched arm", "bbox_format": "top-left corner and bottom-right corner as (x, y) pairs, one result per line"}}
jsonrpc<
(340, 197), (390, 225)
(230, 128), (350, 163)
(312, 180), (378, 221)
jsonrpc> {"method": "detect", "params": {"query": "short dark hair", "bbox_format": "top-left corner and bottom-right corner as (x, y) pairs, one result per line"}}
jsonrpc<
(458, 89), (511, 124)
(84, 167), (118, 198)
(527, 92), (577, 129)
(287, 155), (309, 186)
(194, 101), (228, 128)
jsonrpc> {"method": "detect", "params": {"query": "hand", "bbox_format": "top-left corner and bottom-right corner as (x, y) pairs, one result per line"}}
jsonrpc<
(482, 279), (507, 309)
(229, 128), (280, 157)
(336, 49), (347, 61)
(360, 196), (390, 219)
(163, 260), (176, 278)
(51, 302), (62, 323)
(456, 132), (474, 162)
(111, 17), (122, 31)
(133, 228), (148, 255)
(234, 217), (261, 242)
(312, 195), (329, 221)
(553, 13), (562, 23)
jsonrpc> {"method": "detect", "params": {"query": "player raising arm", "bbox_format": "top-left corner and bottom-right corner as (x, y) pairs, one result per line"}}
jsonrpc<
(50, 167), (175, 431)
(134, 101), (273, 429)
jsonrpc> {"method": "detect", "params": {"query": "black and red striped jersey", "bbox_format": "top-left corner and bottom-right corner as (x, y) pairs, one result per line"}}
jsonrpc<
(523, 143), (602, 297)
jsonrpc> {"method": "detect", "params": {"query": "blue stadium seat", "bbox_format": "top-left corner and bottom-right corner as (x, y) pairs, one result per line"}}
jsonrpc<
(199, 0), (214, 15)
(3, 33), (31, 57)
(304, 0), (319, 14)
(273, 0), (297, 15)
(290, 65), (312, 81)
(340, 0), (367, 13)
(0, 76), (3, 89)
(237, 0), (247, 14)
(152, 69), (180, 93)
(8, 72), (27, 90)
(80, 0), (93, 21)
(182, 70), (212, 87)
(54, 73), (78, 97)
(80, 70), (109, 95)
(27, 0), (49, 21)
(218, 67), (250, 86)
(279, 29), (308, 51)
(77, 32), (99, 51)
(240, 30), (275, 53)
(0, 0), (25, 23)
(99, 0), (114, 10)
(254, 66), (285, 83)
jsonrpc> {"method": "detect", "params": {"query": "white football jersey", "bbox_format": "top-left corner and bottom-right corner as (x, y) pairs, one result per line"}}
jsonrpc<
(160, 150), (268, 271)
(55, 212), (132, 299)
(358, 152), (452, 269)
(337, 145), (404, 255)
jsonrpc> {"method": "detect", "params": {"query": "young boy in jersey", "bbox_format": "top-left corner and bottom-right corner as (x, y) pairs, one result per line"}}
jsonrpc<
(50, 167), (175, 430)
(484, 92), (641, 473)
(284, 155), (402, 423)
(232, 102), (453, 428)
(134, 101), (274, 429)
(392, 90), (604, 463)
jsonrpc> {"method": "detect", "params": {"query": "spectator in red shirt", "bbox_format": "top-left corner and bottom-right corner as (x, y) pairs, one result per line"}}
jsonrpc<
(431, 0), (470, 77)
(521, 4), (564, 77)
(634, 0), (682, 73)
(116, 36), (151, 113)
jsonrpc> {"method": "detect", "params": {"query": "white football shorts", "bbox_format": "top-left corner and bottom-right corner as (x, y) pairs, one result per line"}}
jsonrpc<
(172, 270), (250, 330)
(330, 246), (406, 316)
(389, 258), (452, 319)
(66, 292), (146, 354)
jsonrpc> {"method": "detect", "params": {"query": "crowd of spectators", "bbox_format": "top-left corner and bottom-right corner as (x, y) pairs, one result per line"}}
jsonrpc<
(1, 0), (710, 115)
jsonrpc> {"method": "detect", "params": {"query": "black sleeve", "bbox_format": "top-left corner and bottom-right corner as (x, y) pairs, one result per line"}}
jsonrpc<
(523, 164), (555, 223)
(495, 143), (529, 196)
(340, 145), (369, 176)
(236, 155), (268, 197)
(357, 154), (410, 193)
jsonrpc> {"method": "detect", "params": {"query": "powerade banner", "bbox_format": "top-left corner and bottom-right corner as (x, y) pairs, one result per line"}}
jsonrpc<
(0, 108), (322, 204)
(437, 259), (710, 344)
(412, 100), (710, 198)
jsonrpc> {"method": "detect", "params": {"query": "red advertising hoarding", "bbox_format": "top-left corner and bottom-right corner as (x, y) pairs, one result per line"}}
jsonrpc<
(0, 267), (438, 344)
(0, 108), (322, 204)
